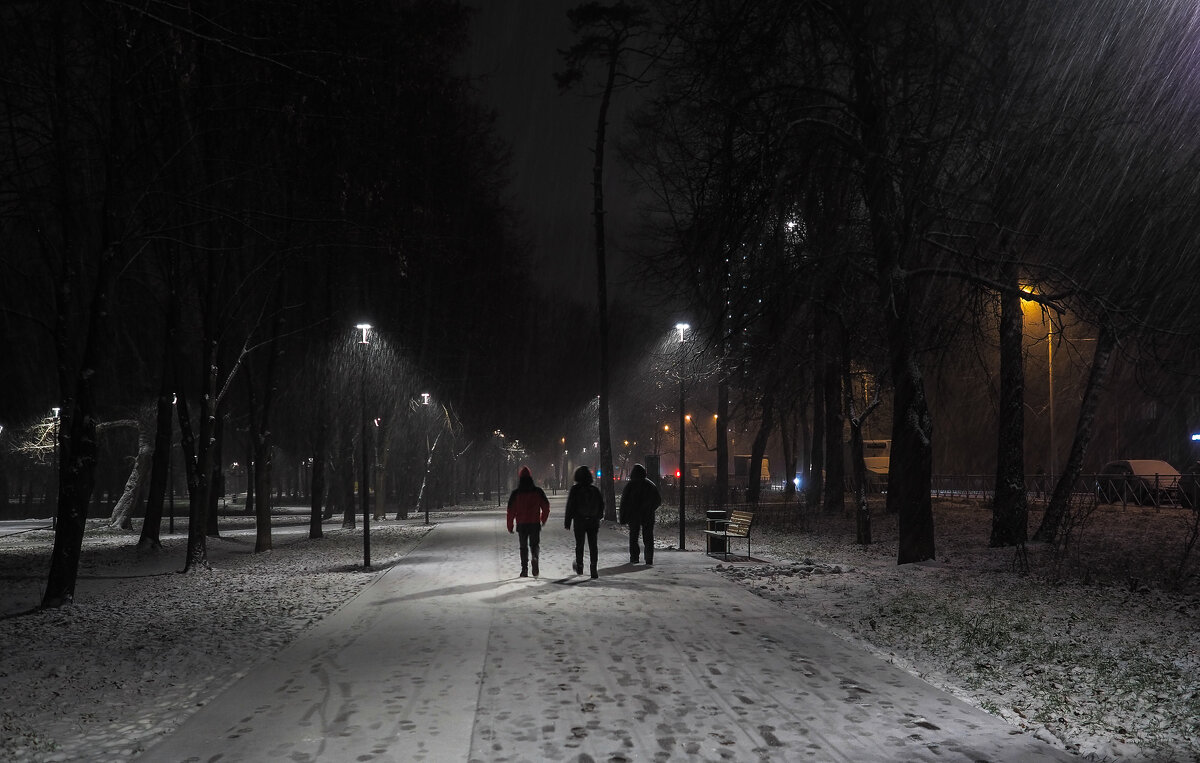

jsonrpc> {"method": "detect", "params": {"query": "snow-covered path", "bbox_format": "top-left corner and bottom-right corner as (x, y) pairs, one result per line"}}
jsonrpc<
(136, 502), (1079, 762)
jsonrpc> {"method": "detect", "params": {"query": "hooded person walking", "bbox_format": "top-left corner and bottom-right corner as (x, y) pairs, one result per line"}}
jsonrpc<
(618, 463), (662, 565)
(506, 466), (550, 577)
(564, 465), (604, 578)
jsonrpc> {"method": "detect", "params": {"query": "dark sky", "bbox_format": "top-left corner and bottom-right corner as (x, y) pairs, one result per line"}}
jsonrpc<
(464, 1), (641, 303)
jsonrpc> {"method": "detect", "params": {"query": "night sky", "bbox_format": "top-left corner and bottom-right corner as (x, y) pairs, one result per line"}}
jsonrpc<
(465, 1), (642, 303)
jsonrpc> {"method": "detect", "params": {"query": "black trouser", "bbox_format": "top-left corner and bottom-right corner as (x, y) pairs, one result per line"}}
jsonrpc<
(573, 520), (599, 571)
(516, 523), (541, 570)
(628, 519), (654, 563)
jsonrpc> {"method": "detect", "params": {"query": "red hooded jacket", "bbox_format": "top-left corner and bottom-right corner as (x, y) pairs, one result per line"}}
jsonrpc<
(506, 466), (550, 531)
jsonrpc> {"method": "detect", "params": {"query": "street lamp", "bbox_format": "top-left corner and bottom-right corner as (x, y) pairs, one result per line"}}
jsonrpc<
(1020, 289), (1055, 479)
(675, 323), (689, 551)
(356, 323), (372, 570)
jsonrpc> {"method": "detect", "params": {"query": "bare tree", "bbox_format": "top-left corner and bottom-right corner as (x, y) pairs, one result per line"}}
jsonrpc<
(557, 1), (652, 520)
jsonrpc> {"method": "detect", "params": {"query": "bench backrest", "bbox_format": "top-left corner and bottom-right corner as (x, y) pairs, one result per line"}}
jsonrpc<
(727, 510), (754, 536)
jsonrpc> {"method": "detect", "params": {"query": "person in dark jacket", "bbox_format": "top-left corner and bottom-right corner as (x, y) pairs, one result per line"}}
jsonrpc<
(506, 465), (550, 577)
(564, 465), (604, 578)
(618, 463), (662, 565)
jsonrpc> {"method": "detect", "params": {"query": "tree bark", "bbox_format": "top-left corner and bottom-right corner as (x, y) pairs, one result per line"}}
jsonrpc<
(108, 422), (151, 530)
(808, 314), (826, 511)
(991, 267), (1028, 546)
(846, 0), (936, 564)
(138, 282), (178, 551)
(592, 40), (619, 522)
(823, 321), (846, 513)
(1033, 323), (1116, 542)
(716, 378), (730, 506)
(747, 392), (775, 505)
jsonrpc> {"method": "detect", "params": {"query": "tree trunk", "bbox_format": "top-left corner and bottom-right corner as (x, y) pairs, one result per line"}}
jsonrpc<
(849, 421), (871, 545)
(341, 444), (356, 529)
(747, 392), (775, 505)
(823, 324), (845, 513)
(592, 42), (619, 522)
(780, 409), (796, 499)
(182, 265), (219, 572)
(1033, 323), (1116, 542)
(253, 436), (273, 552)
(374, 422), (389, 521)
(108, 423), (152, 530)
(808, 316), (826, 511)
(205, 410), (223, 538)
(245, 442), (256, 516)
(310, 426), (327, 536)
(850, 4), (935, 564)
(138, 284), (178, 552)
(43, 252), (112, 606)
(991, 268), (1028, 546)
(716, 378), (730, 506)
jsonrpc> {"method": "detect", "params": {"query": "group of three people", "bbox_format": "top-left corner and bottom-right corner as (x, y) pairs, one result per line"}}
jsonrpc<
(505, 463), (662, 579)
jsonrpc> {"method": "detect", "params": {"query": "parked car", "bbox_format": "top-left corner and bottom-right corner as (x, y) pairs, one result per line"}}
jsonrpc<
(1095, 459), (1181, 506)
(1178, 462), (1200, 508)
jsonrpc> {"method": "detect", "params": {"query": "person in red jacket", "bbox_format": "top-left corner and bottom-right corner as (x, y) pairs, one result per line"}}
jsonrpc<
(506, 466), (550, 577)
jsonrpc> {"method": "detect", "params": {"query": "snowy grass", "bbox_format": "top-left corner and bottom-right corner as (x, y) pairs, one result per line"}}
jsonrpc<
(697, 498), (1200, 762)
(0, 515), (435, 762)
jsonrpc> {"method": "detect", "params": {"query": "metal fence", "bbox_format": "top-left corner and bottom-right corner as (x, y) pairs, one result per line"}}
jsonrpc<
(670, 472), (1198, 521)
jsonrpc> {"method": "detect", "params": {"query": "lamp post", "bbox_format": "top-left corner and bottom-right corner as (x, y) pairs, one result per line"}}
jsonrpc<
(1047, 321), (1055, 481)
(168, 394), (176, 534)
(421, 393), (431, 524)
(675, 323), (689, 551)
(1020, 288), (1055, 480)
(356, 323), (372, 570)
(51, 407), (60, 528)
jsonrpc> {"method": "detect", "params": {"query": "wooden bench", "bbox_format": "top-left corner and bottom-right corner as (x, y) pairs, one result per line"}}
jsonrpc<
(703, 510), (755, 560)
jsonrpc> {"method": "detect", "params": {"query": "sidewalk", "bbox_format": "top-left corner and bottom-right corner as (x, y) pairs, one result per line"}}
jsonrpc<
(136, 498), (1078, 762)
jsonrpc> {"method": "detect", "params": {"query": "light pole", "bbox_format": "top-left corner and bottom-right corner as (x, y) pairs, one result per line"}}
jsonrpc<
(676, 323), (689, 551)
(356, 323), (372, 570)
(51, 407), (60, 527)
(168, 394), (176, 534)
(1020, 287), (1055, 480)
(421, 393), (431, 524)
(1047, 321), (1055, 481)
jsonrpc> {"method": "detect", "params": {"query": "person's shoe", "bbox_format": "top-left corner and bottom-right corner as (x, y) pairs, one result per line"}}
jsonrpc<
(630, 558), (639, 564)
(573, 561), (582, 575)
(590, 568), (598, 579)
(532, 558), (539, 577)
(645, 560), (653, 566)
(520, 568), (528, 578)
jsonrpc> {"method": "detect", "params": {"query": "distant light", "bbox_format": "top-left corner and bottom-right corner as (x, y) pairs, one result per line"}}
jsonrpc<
(355, 323), (372, 344)
(794, 476), (802, 489)
(1192, 433), (1200, 441)
(675, 323), (689, 342)
(675, 469), (681, 478)
(596, 469), (601, 477)
(421, 392), (431, 405)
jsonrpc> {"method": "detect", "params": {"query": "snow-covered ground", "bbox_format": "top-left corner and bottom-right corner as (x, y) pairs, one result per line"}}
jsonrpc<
(703, 499), (1200, 762)
(0, 498), (1197, 762)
